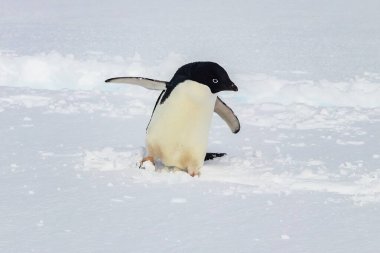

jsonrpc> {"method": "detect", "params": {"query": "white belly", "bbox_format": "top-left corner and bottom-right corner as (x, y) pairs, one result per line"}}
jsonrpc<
(146, 80), (217, 171)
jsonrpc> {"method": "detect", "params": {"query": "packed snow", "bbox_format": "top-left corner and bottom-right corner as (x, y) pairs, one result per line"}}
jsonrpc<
(1, 0), (380, 252)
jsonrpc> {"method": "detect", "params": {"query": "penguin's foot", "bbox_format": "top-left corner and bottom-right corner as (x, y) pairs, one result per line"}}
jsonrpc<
(139, 156), (155, 168)
(141, 160), (156, 172)
(187, 167), (200, 177)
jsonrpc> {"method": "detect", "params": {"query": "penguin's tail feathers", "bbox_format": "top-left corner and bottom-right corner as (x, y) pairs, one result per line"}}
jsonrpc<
(204, 152), (226, 161)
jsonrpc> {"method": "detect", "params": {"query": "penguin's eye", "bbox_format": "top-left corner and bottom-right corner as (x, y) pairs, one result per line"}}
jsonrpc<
(212, 78), (219, 84)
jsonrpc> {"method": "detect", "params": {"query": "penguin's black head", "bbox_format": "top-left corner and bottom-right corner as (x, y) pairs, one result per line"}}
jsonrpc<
(170, 62), (238, 93)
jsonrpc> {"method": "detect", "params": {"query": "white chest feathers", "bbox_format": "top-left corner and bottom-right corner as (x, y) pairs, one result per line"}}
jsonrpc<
(146, 80), (217, 173)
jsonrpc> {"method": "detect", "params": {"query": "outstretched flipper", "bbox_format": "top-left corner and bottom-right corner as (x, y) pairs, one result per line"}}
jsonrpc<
(214, 97), (240, 134)
(105, 77), (167, 90)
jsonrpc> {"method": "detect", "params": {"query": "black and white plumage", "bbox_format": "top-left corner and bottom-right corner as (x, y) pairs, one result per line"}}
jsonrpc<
(105, 61), (240, 176)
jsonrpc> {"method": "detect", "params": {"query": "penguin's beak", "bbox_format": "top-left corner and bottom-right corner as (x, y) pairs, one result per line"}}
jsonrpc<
(229, 81), (238, 91)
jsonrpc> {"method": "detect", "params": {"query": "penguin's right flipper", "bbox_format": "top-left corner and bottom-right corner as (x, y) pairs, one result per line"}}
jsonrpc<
(105, 77), (167, 90)
(204, 152), (226, 161)
(214, 97), (240, 134)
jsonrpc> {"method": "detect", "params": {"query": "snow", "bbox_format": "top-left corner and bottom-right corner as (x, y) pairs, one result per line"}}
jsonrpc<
(1, 87), (380, 252)
(1, 0), (380, 252)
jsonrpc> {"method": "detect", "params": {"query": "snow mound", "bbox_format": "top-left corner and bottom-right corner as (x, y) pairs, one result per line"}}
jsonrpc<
(84, 147), (143, 172)
(1, 51), (380, 108)
(0, 51), (184, 90)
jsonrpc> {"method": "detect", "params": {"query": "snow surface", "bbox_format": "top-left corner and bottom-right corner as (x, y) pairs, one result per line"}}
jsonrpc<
(1, 87), (380, 253)
(1, 0), (380, 252)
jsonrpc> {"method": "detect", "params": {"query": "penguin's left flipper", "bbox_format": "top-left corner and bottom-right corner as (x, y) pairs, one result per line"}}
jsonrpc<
(105, 77), (167, 90)
(214, 97), (240, 134)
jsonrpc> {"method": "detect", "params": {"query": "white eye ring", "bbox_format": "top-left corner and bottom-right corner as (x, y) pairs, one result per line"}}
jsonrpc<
(212, 78), (219, 83)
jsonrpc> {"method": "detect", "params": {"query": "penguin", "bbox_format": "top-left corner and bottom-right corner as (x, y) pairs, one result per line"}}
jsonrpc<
(105, 61), (240, 176)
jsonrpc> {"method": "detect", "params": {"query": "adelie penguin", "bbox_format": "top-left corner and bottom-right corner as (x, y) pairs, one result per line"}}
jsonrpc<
(105, 61), (240, 176)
